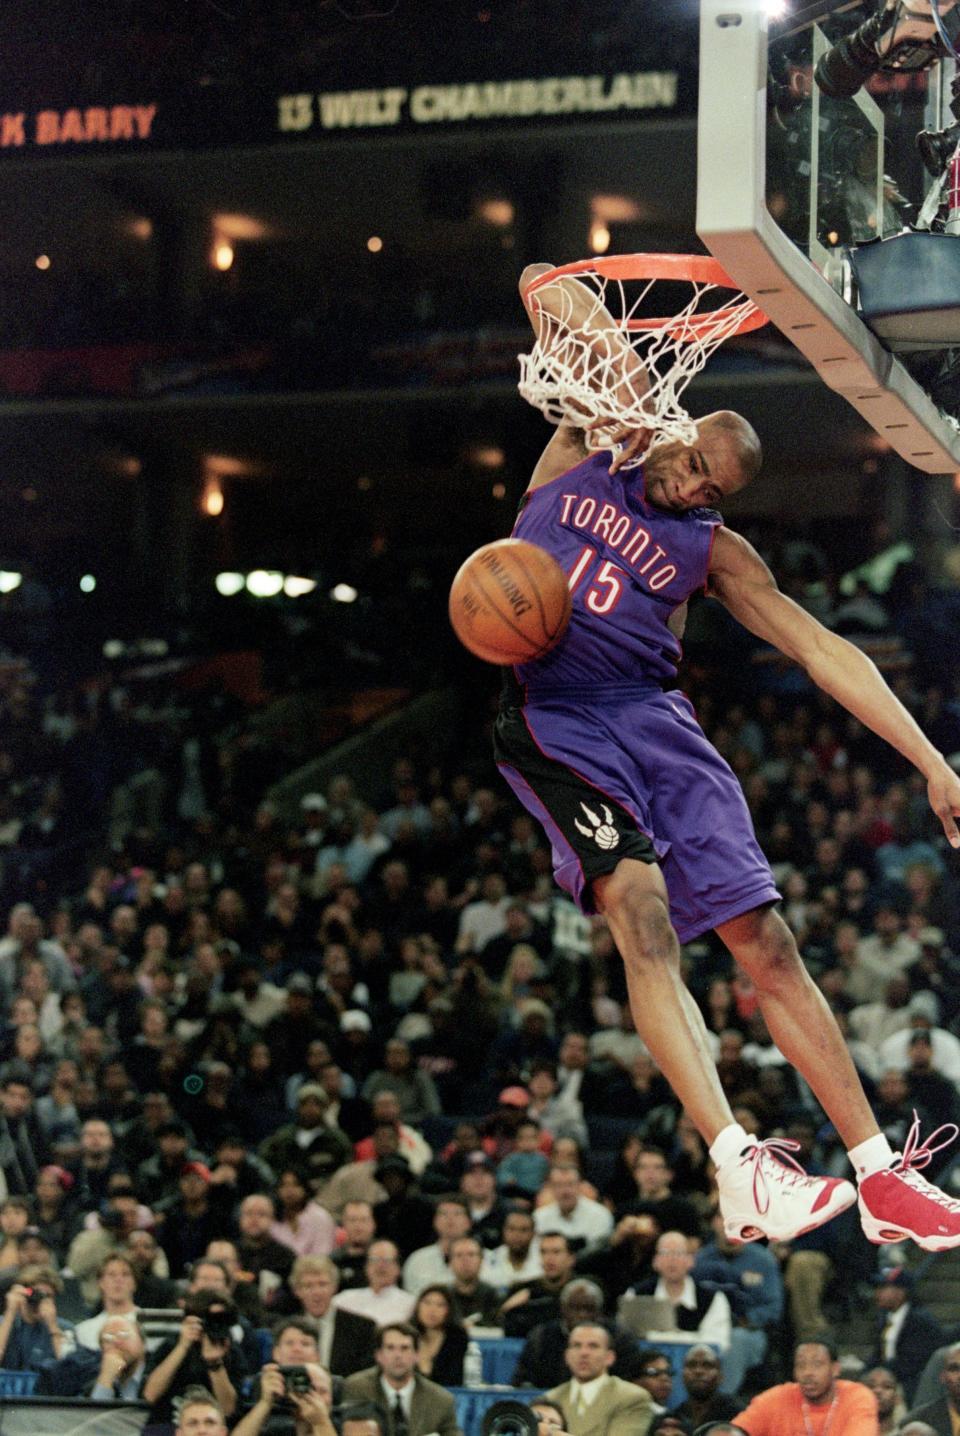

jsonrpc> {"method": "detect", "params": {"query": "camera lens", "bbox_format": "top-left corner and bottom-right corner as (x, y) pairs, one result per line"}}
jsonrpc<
(917, 122), (960, 177)
(815, 24), (883, 99)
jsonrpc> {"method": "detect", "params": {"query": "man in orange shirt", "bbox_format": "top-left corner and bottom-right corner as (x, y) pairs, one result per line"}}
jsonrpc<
(734, 1339), (878, 1435)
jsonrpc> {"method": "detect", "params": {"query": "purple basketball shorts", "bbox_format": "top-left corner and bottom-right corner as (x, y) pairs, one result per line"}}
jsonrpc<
(494, 686), (780, 942)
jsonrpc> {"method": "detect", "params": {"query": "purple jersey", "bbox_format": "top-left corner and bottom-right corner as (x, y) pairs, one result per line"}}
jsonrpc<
(511, 451), (721, 690)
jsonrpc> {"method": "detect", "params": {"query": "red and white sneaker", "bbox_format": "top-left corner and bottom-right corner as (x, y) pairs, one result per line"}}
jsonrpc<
(859, 1113), (960, 1251)
(717, 1136), (857, 1243)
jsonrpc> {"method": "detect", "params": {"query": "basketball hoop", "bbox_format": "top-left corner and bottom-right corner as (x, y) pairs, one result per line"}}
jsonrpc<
(518, 252), (768, 466)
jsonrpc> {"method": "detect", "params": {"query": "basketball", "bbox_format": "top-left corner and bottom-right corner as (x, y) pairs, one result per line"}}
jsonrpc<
(448, 538), (572, 666)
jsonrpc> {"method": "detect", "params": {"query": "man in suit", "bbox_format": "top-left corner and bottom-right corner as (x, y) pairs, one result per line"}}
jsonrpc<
(342, 1322), (462, 1436)
(289, 1255), (377, 1377)
(871, 1265), (944, 1404)
(547, 1322), (654, 1436)
(904, 1342), (960, 1436)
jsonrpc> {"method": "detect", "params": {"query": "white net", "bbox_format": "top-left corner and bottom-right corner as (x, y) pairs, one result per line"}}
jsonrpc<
(517, 263), (762, 466)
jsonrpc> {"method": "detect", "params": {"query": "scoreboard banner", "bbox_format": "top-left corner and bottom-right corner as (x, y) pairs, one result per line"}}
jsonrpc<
(0, 67), (693, 157)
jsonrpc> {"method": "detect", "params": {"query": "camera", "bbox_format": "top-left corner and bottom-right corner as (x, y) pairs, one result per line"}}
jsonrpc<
(481, 1400), (540, 1436)
(815, 0), (960, 100)
(22, 1287), (44, 1311)
(203, 1310), (234, 1344)
(919, 119), (960, 175)
(278, 1365), (312, 1396)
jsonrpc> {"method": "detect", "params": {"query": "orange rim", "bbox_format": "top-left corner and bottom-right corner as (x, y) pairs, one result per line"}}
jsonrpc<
(523, 253), (769, 340)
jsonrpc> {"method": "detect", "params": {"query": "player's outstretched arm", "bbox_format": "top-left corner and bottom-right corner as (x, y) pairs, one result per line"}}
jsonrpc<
(708, 527), (960, 847)
(518, 263), (651, 474)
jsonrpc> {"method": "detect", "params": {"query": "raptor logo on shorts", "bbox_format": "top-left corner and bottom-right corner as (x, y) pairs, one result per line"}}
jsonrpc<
(574, 801), (620, 851)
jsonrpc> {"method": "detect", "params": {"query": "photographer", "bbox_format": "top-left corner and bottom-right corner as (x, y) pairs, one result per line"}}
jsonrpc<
(234, 1319), (335, 1436)
(142, 1288), (246, 1425)
(0, 1264), (75, 1369)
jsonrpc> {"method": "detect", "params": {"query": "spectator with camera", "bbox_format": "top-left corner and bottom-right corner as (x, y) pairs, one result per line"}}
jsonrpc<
(142, 1288), (247, 1425)
(0, 1263), (75, 1369)
(234, 1318), (336, 1436)
(185, 1257), (263, 1373)
(88, 1313), (148, 1400)
(342, 1321), (462, 1436)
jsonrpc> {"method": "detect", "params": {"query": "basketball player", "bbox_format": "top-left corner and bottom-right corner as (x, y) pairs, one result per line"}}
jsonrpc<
(493, 261), (960, 1250)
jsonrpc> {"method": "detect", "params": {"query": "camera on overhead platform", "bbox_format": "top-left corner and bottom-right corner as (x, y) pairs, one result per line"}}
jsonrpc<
(815, 0), (960, 99)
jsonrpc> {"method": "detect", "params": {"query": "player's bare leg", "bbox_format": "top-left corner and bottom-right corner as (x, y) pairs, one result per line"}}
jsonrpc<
(716, 905), (878, 1149)
(720, 903), (960, 1251)
(594, 859), (731, 1142)
(594, 858), (855, 1242)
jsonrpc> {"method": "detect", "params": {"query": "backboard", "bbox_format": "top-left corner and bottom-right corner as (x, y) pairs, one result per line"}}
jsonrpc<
(697, 0), (960, 472)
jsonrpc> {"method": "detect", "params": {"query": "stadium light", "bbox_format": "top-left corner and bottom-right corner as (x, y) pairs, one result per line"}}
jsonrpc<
(283, 576), (317, 598)
(79, 574), (97, 593)
(212, 240), (235, 271)
(330, 583), (358, 604)
(202, 478), (225, 516)
(246, 569), (284, 598)
(0, 572), (22, 593)
(589, 221), (611, 254)
(215, 572), (246, 597)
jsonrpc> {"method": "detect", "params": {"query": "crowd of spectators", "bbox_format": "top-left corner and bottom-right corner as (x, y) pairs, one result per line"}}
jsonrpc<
(0, 556), (959, 1435)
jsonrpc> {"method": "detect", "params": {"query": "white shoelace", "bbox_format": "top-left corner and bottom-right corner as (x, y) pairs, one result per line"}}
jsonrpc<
(739, 1137), (818, 1214)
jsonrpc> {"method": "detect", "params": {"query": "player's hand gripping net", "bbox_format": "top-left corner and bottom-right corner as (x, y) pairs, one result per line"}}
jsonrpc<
(518, 254), (767, 469)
